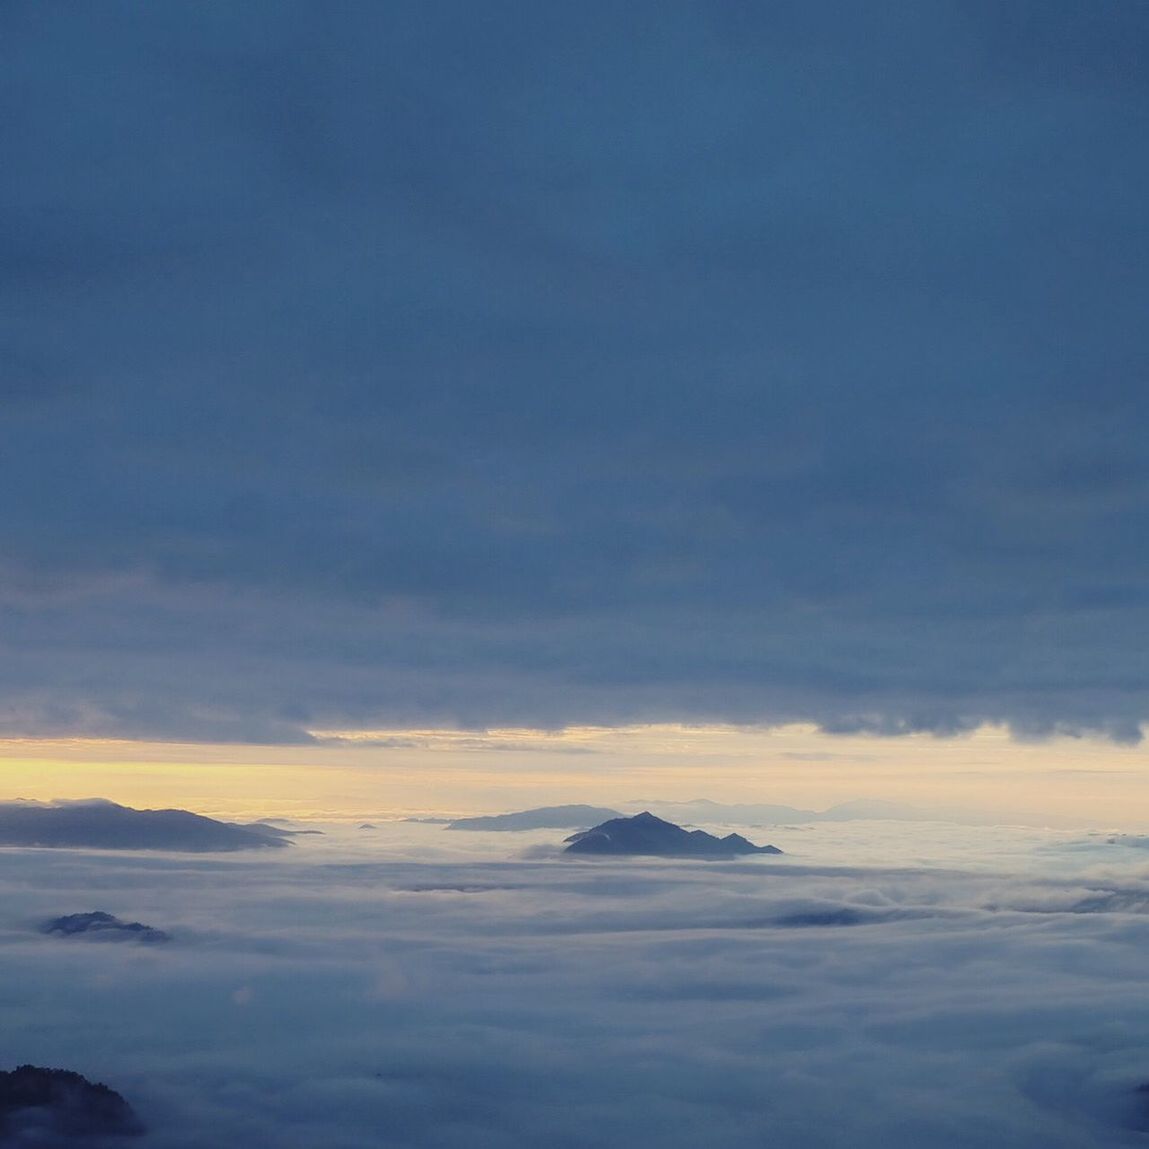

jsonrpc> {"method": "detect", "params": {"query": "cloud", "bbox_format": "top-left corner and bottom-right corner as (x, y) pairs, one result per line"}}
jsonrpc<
(3, 3), (1149, 741)
(4, 822), (1149, 1144)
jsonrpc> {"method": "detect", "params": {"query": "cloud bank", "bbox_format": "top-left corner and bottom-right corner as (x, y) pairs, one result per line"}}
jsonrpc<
(5, 823), (1149, 1145)
(4, 2), (1149, 741)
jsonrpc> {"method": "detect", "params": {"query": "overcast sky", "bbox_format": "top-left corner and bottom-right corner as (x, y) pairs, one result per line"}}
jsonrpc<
(4, 2), (1149, 746)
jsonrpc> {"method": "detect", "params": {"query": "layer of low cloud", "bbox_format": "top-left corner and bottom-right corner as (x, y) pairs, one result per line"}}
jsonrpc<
(5, 823), (1149, 1145)
(4, 3), (1149, 741)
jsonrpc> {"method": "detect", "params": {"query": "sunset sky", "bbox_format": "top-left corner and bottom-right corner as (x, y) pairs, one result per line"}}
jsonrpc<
(5, 2), (1149, 825)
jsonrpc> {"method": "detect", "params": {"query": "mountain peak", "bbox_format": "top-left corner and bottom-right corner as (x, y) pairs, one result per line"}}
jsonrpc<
(564, 812), (782, 859)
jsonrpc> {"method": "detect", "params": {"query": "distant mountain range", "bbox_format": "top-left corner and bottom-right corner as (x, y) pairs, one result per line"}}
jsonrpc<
(426, 797), (998, 833)
(630, 797), (988, 826)
(565, 812), (782, 858)
(0, 799), (293, 852)
(446, 805), (623, 831)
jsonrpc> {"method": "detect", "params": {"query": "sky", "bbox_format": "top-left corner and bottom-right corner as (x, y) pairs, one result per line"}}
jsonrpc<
(4, 2), (1149, 815)
(5, 724), (1149, 829)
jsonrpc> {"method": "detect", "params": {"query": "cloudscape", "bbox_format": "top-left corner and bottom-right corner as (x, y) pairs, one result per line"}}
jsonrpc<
(4, 3), (1149, 1147)
(5, 1), (1149, 743)
(8, 824), (1149, 1147)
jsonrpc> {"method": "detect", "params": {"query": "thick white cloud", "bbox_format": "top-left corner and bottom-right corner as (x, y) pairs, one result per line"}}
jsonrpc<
(4, 822), (1149, 1146)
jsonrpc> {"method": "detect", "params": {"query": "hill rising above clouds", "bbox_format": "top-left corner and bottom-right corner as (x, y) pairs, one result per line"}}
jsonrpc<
(41, 911), (170, 944)
(0, 799), (291, 852)
(0, 1065), (143, 1141)
(564, 812), (782, 859)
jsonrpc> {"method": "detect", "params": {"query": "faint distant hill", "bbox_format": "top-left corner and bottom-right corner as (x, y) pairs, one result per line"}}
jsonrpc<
(565, 812), (782, 858)
(633, 799), (817, 825)
(243, 822), (324, 838)
(632, 797), (986, 826)
(0, 799), (292, 852)
(813, 798), (929, 821)
(446, 805), (623, 831)
(0, 1064), (142, 1142)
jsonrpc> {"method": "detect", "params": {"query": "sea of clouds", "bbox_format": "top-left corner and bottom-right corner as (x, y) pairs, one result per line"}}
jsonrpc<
(5, 820), (1149, 1147)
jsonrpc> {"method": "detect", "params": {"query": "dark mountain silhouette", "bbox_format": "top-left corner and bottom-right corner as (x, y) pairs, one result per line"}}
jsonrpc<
(41, 912), (170, 944)
(0, 799), (290, 852)
(447, 805), (623, 831)
(564, 812), (783, 858)
(0, 1065), (142, 1143)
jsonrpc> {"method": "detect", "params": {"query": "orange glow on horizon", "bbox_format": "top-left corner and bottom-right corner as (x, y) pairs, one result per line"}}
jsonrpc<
(0, 722), (1147, 829)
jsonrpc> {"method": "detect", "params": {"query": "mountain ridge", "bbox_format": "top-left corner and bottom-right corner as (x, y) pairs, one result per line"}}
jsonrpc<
(0, 799), (292, 852)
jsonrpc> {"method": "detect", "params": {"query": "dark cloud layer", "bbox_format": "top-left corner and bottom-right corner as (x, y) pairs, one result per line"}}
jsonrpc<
(3, 2), (1149, 741)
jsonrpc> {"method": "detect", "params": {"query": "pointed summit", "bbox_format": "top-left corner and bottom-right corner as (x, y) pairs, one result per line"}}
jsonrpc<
(564, 812), (782, 859)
